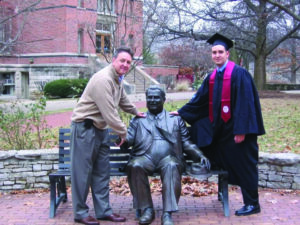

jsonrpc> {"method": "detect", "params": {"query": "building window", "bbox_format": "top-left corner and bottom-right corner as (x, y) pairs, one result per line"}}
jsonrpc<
(78, 29), (84, 53)
(96, 33), (111, 54)
(0, 73), (15, 95)
(96, 22), (110, 32)
(97, 0), (114, 13)
(78, 0), (84, 8)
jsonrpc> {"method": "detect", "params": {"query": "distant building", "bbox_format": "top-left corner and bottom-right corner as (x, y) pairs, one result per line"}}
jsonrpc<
(0, 0), (143, 98)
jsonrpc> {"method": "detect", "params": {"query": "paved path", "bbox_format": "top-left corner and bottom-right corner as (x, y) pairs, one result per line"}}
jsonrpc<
(0, 188), (299, 225)
(44, 92), (195, 112)
(44, 92), (195, 128)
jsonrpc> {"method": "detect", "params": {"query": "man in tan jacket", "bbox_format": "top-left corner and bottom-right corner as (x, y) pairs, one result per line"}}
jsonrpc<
(71, 47), (144, 225)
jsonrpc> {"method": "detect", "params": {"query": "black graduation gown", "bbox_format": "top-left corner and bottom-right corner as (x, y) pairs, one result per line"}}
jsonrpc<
(178, 64), (265, 190)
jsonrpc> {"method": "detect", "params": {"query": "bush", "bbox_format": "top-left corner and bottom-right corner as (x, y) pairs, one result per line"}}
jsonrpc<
(0, 96), (55, 150)
(192, 79), (203, 90)
(175, 80), (190, 92)
(44, 78), (88, 98)
(70, 78), (89, 98)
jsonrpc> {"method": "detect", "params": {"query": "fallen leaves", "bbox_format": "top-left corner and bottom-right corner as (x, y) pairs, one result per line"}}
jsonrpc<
(267, 199), (278, 204)
(271, 216), (288, 222)
(24, 201), (34, 206)
(109, 176), (238, 197)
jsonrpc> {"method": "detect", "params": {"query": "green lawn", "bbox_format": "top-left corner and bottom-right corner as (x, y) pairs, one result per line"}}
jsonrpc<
(0, 98), (299, 153)
(259, 98), (299, 154)
(157, 98), (300, 154)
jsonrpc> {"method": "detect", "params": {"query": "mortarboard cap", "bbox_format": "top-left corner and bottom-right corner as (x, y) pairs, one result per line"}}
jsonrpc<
(207, 33), (233, 50)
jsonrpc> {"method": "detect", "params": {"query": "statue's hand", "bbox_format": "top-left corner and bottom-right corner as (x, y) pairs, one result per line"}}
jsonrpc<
(200, 156), (211, 171)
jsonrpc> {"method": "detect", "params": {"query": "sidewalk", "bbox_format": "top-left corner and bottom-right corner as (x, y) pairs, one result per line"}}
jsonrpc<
(44, 91), (195, 128)
(0, 188), (299, 225)
(44, 91), (195, 112)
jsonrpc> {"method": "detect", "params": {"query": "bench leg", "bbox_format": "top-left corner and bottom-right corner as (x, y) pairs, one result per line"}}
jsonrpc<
(49, 176), (57, 218)
(218, 175), (223, 201)
(49, 175), (68, 218)
(219, 173), (230, 217)
(58, 176), (68, 203)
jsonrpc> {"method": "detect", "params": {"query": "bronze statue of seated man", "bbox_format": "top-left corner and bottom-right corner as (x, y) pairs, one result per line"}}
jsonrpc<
(123, 85), (210, 225)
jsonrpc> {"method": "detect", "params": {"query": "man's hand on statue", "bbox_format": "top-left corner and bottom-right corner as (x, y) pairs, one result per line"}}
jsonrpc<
(201, 157), (211, 171)
(115, 137), (125, 147)
(136, 111), (146, 118)
(169, 111), (179, 116)
(234, 134), (245, 143)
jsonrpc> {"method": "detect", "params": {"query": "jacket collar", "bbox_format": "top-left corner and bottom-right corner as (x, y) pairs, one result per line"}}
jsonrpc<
(109, 64), (122, 84)
(147, 109), (166, 121)
(140, 109), (175, 135)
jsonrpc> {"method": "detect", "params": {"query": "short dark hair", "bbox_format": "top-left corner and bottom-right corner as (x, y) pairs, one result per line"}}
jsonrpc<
(146, 85), (166, 101)
(113, 47), (134, 59)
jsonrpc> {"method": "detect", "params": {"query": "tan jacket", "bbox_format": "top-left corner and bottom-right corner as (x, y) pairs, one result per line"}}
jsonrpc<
(71, 64), (138, 139)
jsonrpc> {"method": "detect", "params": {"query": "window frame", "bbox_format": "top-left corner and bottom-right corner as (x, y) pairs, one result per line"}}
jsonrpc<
(97, 0), (114, 13)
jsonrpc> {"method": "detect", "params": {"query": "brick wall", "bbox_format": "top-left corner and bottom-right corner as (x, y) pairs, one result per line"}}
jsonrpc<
(142, 65), (179, 79)
(0, 0), (143, 63)
(115, 0), (143, 57)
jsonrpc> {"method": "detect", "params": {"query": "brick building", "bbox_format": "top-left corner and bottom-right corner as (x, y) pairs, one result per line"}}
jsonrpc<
(0, 0), (143, 98)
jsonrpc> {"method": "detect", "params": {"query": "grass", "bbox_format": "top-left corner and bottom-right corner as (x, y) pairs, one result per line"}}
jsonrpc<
(45, 108), (74, 115)
(0, 97), (299, 154)
(134, 98), (300, 154)
(259, 98), (299, 154)
(45, 98), (300, 154)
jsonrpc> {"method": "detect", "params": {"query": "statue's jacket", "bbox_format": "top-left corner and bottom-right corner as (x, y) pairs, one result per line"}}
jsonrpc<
(125, 109), (204, 168)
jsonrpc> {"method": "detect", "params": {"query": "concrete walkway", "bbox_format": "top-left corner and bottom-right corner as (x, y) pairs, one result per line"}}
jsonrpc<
(42, 92), (195, 128)
(44, 91), (195, 112)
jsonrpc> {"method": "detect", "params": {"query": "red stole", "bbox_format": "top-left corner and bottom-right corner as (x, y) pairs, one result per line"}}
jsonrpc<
(209, 61), (235, 123)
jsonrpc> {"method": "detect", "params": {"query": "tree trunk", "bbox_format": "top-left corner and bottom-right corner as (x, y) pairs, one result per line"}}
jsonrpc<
(254, 54), (267, 90)
(254, 0), (268, 90)
(291, 41), (297, 84)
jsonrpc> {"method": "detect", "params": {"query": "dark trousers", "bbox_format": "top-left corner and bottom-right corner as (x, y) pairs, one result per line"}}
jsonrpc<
(241, 188), (259, 205)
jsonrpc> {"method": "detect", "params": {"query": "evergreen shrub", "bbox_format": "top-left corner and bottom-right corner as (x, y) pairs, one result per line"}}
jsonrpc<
(44, 78), (88, 98)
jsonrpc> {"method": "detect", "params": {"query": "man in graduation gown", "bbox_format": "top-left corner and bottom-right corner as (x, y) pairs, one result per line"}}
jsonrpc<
(124, 85), (210, 225)
(175, 33), (265, 216)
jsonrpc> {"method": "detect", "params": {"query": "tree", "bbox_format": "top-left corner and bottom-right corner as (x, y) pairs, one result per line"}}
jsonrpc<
(85, 0), (144, 64)
(143, 38), (157, 64)
(143, 0), (300, 89)
(158, 40), (213, 79)
(0, 0), (42, 54)
(268, 38), (300, 83)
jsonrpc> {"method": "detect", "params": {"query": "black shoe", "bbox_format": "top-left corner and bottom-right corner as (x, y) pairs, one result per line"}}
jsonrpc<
(235, 204), (261, 216)
(139, 207), (155, 225)
(161, 212), (174, 225)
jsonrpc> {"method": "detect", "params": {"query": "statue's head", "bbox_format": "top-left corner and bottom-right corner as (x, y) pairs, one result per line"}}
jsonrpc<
(145, 85), (166, 115)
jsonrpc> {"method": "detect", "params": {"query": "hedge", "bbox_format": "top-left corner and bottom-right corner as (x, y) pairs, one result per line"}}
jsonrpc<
(44, 78), (88, 98)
